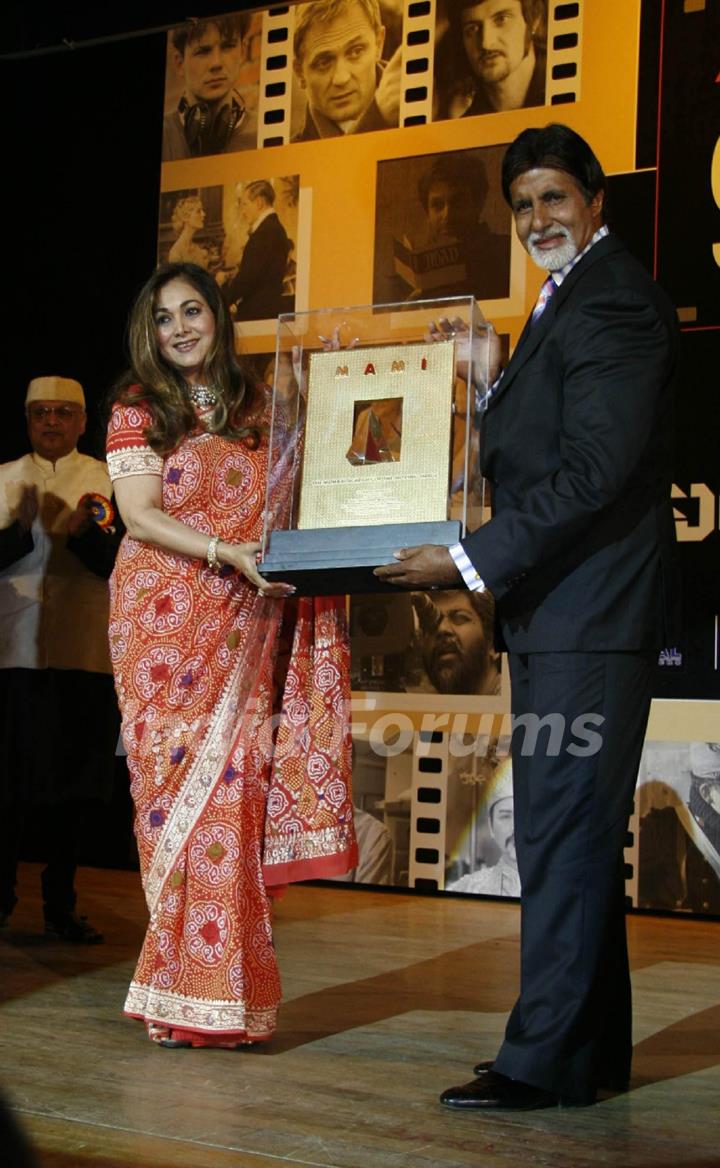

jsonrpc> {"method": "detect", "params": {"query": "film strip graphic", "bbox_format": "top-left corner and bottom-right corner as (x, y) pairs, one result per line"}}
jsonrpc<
(408, 730), (450, 889)
(624, 799), (641, 908)
(258, 6), (296, 148)
(398, 0), (586, 126)
(254, 0), (584, 147)
(406, 725), (638, 899)
(255, 1), (438, 141)
(546, 1), (584, 107)
(399, 0), (436, 128)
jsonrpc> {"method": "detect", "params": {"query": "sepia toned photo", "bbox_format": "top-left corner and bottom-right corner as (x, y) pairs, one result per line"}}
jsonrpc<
(373, 145), (512, 304)
(433, 0), (548, 122)
(291, 0), (404, 141)
(334, 738), (517, 894)
(158, 176), (299, 323)
(217, 178), (297, 322)
(637, 741), (720, 915)
(158, 186), (225, 269)
(350, 589), (501, 697)
(162, 11), (262, 160)
(445, 748), (519, 897)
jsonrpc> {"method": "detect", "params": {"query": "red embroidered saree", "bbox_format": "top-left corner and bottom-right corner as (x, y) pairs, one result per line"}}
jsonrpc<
(107, 397), (355, 1044)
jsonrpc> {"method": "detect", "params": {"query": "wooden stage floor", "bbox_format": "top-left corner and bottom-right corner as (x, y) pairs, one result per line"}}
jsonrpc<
(1, 863), (719, 1168)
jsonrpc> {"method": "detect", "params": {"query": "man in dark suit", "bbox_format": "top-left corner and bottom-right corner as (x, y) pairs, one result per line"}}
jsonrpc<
(221, 180), (291, 322)
(376, 124), (678, 1109)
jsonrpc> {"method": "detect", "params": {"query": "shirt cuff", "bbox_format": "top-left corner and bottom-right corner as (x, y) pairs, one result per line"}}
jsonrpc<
(449, 542), (486, 592)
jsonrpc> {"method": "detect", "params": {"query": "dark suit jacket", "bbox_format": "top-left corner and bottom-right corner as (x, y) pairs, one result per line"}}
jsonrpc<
(462, 234), (678, 653)
(224, 212), (291, 322)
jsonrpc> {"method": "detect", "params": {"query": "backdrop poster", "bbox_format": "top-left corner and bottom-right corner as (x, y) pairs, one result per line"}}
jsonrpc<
(158, 0), (719, 907)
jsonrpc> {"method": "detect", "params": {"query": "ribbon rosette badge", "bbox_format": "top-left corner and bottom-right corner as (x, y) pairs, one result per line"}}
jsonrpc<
(79, 492), (115, 528)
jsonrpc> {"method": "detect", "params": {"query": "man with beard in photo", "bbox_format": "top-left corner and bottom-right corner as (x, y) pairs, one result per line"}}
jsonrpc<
(436, 0), (546, 120)
(414, 589), (500, 695)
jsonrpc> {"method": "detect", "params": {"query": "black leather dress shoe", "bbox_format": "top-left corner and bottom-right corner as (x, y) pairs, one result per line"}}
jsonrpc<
(440, 1071), (594, 1110)
(473, 1060), (627, 1093)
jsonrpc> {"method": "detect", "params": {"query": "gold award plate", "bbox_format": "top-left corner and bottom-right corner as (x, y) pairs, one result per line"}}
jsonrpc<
(299, 341), (455, 530)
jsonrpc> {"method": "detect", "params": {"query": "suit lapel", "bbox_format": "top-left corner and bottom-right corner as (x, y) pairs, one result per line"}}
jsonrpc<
(489, 295), (557, 404)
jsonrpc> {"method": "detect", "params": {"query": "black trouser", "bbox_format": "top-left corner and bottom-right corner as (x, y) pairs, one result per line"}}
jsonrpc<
(0, 799), (96, 917)
(0, 667), (119, 918)
(493, 650), (654, 1102)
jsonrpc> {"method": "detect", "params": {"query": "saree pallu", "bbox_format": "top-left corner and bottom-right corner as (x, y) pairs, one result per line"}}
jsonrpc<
(107, 400), (355, 1042)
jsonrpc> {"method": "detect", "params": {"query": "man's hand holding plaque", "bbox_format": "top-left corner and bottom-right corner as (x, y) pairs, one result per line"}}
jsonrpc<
(373, 543), (462, 590)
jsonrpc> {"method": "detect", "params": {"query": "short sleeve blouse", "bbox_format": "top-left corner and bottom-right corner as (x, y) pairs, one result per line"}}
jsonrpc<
(106, 401), (163, 481)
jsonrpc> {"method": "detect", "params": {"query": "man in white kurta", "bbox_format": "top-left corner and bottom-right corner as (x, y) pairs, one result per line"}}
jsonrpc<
(0, 376), (120, 942)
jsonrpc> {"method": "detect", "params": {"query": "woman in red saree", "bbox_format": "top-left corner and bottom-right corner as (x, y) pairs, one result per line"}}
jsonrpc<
(106, 262), (355, 1048)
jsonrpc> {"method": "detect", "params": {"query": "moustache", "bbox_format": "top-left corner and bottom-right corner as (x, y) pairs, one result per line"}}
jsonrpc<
(529, 226), (571, 246)
(431, 634), (460, 657)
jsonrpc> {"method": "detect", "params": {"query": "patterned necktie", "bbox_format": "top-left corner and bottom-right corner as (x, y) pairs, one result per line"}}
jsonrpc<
(531, 276), (556, 323)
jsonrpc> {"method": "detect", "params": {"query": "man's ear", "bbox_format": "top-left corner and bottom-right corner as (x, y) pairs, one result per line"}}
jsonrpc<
(376, 25), (386, 61)
(172, 49), (185, 80)
(590, 189), (604, 224)
(293, 59), (307, 89)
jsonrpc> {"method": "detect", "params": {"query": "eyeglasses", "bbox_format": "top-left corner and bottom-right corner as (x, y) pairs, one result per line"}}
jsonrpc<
(28, 405), (84, 421)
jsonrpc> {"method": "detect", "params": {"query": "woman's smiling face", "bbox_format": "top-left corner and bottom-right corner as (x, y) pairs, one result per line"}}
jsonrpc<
(154, 277), (216, 384)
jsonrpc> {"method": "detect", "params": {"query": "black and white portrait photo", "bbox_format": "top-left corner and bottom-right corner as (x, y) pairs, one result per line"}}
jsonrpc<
(433, 0), (548, 122)
(373, 145), (511, 305)
(637, 741), (720, 915)
(162, 11), (262, 160)
(350, 590), (501, 697)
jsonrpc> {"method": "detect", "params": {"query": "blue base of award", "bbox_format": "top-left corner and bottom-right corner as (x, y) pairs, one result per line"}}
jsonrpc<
(259, 521), (461, 595)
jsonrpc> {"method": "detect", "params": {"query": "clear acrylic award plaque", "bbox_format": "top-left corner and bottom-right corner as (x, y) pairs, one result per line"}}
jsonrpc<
(259, 297), (491, 595)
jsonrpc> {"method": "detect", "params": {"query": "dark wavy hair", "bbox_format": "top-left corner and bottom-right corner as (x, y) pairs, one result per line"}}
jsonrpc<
(501, 123), (608, 207)
(435, 0), (547, 119)
(113, 263), (258, 455)
(445, 0), (546, 37)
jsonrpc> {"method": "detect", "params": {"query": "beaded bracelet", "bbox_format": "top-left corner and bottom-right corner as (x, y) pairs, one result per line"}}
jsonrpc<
(206, 533), (221, 572)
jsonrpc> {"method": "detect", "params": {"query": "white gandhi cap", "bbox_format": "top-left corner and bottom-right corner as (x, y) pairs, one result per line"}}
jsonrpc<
(25, 376), (86, 407)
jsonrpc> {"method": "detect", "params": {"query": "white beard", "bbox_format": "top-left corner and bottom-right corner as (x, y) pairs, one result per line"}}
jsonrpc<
(527, 228), (578, 271)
